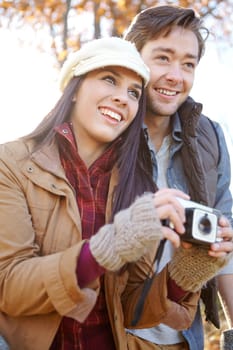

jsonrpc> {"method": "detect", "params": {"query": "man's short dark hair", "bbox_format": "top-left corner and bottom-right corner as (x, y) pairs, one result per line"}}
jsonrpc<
(124, 5), (209, 61)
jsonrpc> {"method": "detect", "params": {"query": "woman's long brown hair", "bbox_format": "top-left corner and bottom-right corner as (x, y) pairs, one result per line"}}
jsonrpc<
(24, 75), (156, 219)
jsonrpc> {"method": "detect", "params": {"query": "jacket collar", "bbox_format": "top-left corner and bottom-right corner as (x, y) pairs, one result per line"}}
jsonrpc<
(30, 138), (66, 179)
(177, 96), (203, 137)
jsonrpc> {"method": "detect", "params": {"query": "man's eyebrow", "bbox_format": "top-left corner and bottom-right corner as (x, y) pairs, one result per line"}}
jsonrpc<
(151, 47), (198, 60)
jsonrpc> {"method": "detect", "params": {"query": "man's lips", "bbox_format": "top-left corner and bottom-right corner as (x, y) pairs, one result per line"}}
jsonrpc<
(156, 88), (178, 96)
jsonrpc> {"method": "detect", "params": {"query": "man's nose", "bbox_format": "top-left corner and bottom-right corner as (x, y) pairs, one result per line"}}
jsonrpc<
(166, 63), (183, 83)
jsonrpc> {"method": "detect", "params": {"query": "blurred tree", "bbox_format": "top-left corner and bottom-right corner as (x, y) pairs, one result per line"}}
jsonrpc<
(0, 0), (232, 65)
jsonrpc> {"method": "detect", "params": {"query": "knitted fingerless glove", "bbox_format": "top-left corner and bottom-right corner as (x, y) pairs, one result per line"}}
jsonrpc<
(168, 246), (233, 292)
(90, 193), (163, 271)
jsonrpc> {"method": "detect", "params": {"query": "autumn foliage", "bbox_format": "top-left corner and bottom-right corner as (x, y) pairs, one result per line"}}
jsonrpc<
(0, 0), (233, 65)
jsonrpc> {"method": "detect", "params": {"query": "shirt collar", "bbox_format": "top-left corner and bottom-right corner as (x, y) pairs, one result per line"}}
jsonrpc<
(143, 111), (182, 149)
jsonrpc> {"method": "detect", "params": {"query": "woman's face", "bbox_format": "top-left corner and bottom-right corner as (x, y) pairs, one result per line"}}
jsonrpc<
(70, 66), (142, 155)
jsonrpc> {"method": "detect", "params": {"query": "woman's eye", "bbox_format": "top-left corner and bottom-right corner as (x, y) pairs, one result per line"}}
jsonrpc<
(129, 89), (140, 100)
(102, 75), (115, 84)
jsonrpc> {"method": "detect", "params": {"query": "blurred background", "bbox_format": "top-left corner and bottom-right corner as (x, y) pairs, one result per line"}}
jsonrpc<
(0, 1), (233, 348)
(0, 0), (233, 143)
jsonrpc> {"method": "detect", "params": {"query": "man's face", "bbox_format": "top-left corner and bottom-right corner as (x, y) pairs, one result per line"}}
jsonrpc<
(140, 26), (199, 119)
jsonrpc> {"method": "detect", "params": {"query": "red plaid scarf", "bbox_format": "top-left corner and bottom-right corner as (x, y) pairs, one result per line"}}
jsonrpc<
(50, 123), (117, 350)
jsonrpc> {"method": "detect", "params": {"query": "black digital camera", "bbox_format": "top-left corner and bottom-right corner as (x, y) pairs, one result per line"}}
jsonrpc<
(167, 198), (222, 246)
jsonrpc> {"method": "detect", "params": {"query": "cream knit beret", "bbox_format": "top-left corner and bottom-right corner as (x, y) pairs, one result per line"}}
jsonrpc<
(59, 37), (150, 91)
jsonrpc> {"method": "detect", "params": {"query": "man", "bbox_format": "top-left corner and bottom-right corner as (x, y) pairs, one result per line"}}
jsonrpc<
(124, 5), (233, 350)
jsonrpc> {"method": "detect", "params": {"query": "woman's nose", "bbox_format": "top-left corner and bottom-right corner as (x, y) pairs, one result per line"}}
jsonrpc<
(111, 90), (128, 105)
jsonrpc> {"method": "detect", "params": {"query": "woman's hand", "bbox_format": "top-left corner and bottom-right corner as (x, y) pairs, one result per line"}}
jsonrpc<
(89, 189), (190, 271)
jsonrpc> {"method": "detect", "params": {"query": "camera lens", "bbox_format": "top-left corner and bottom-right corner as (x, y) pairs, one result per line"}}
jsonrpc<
(198, 214), (212, 234)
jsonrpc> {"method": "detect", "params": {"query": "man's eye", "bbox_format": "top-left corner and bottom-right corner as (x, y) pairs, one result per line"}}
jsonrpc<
(185, 62), (195, 69)
(157, 55), (169, 62)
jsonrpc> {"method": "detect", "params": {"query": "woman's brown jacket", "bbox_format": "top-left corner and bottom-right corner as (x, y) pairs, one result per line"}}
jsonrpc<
(0, 138), (200, 350)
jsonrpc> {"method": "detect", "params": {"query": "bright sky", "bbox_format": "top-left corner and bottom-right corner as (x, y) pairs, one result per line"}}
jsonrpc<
(190, 40), (233, 174)
(191, 40), (233, 137)
(0, 29), (60, 143)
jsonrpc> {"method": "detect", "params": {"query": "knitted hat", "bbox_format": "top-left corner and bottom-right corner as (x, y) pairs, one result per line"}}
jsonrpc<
(59, 37), (150, 91)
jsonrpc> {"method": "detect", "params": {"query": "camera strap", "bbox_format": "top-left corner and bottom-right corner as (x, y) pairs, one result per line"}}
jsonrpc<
(131, 238), (166, 326)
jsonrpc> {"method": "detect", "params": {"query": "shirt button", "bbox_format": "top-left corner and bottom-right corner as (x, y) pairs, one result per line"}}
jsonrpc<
(62, 128), (69, 134)
(27, 166), (33, 173)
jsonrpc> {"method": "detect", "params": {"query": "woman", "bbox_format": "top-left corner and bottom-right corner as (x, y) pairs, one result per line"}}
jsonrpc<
(0, 37), (230, 350)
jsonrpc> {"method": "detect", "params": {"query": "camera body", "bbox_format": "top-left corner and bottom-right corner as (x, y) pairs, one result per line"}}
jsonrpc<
(175, 198), (221, 246)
